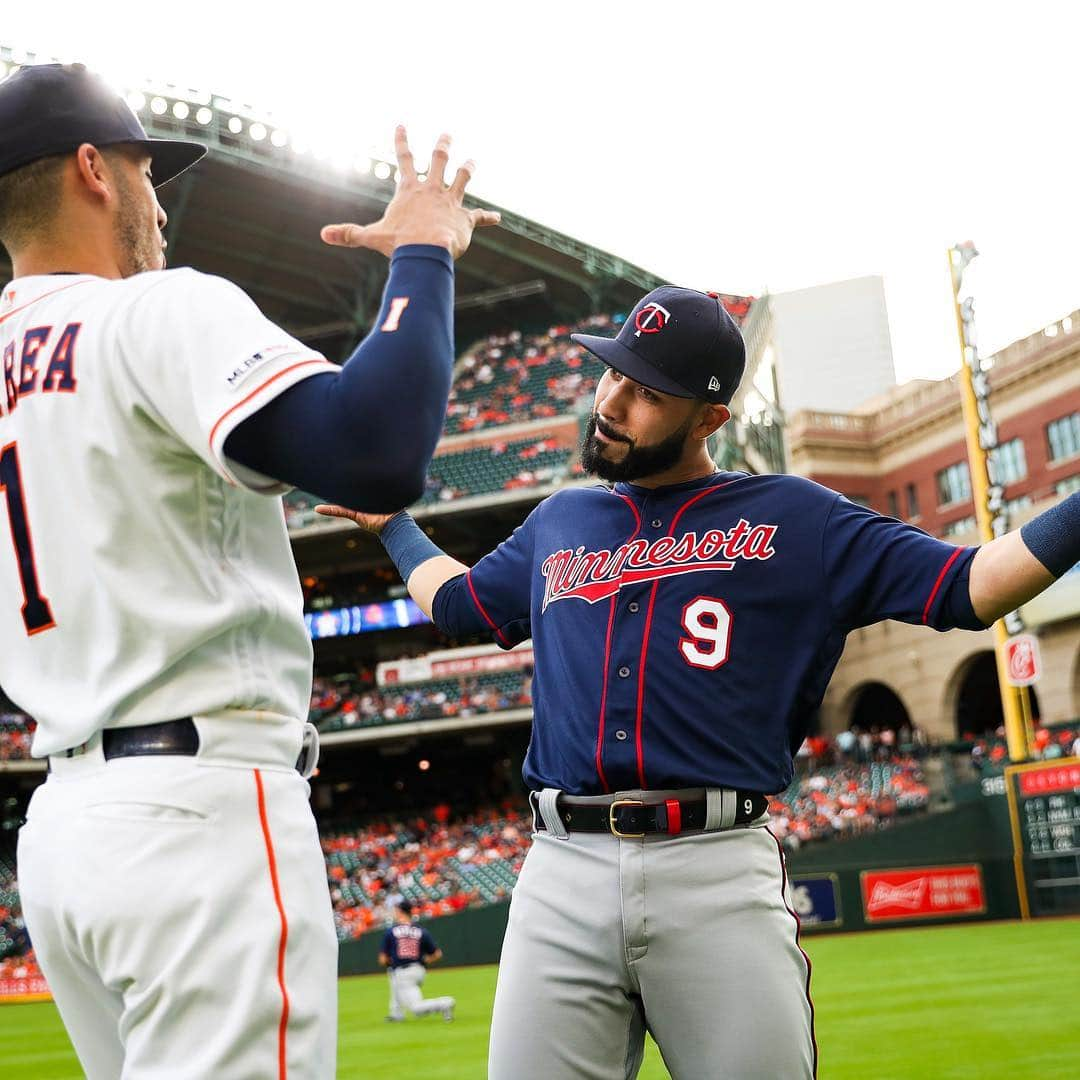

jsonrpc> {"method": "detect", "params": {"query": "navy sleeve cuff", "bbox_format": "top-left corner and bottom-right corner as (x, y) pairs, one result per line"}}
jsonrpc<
(390, 244), (454, 270)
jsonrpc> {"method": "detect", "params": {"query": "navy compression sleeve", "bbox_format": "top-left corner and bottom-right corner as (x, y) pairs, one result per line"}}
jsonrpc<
(224, 244), (453, 511)
(1020, 491), (1080, 577)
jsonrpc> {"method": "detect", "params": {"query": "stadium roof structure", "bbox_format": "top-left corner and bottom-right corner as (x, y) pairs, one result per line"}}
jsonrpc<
(0, 46), (669, 357)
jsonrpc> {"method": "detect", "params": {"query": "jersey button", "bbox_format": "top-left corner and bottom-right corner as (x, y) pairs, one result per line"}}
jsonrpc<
(618, 665), (631, 678)
(651, 518), (663, 529)
(615, 730), (629, 741)
(628, 602), (640, 613)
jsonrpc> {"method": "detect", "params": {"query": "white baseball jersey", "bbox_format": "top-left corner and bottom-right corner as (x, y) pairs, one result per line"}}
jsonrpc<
(0, 270), (339, 756)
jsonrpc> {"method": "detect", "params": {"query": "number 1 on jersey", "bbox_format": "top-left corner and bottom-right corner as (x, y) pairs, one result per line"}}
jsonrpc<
(0, 442), (56, 635)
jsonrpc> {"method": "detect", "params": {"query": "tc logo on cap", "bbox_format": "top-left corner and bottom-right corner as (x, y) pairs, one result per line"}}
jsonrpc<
(634, 302), (671, 337)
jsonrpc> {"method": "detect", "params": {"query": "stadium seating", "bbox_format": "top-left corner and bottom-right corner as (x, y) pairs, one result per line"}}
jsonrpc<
(966, 724), (1079, 771)
(768, 754), (929, 849)
(419, 435), (575, 505)
(323, 806), (530, 940)
(283, 433), (576, 527)
(442, 316), (613, 436)
(0, 711), (33, 761)
(312, 669), (531, 733)
(0, 849), (27, 962)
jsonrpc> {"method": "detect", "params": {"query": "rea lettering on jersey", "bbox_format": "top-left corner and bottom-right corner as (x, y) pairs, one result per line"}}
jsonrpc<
(2, 323), (80, 415)
(540, 519), (778, 611)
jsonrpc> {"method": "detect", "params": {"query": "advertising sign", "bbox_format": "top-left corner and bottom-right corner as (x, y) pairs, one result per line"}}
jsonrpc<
(861, 865), (985, 922)
(789, 875), (842, 928)
(1005, 634), (1041, 686)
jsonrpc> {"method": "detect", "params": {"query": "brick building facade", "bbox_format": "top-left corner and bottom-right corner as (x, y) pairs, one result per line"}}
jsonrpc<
(786, 311), (1080, 740)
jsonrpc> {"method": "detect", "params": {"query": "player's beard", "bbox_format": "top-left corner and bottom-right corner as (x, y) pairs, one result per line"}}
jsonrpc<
(112, 170), (162, 277)
(580, 412), (694, 483)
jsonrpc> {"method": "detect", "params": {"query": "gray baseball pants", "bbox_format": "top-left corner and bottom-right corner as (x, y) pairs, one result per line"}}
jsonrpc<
(488, 789), (816, 1079)
(387, 963), (454, 1019)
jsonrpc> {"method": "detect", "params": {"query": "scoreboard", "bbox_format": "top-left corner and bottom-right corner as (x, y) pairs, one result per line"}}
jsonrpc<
(1006, 758), (1080, 917)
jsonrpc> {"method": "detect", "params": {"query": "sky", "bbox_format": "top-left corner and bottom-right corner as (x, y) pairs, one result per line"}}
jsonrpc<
(4, 1), (1079, 384)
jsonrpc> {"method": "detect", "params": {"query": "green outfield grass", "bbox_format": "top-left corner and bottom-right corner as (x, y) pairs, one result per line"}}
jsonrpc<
(2, 919), (1078, 1078)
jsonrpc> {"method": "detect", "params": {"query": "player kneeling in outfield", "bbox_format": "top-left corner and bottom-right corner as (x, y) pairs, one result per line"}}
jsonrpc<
(0, 62), (497, 1079)
(319, 286), (1078, 1079)
(379, 901), (456, 1023)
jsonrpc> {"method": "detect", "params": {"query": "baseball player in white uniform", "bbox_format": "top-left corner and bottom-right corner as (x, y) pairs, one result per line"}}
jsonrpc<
(0, 62), (497, 1079)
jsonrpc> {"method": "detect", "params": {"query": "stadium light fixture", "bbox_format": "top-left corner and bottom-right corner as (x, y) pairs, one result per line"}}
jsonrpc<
(195, 106), (213, 125)
(227, 116), (243, 134)
(125, 91), (146, 112)
(150, 97), (167, 115)
(271, 129), (288, 147)
(373, 161), (392, 180)
(172, 101), (189, 120)
(250, 122), (267, 141)
(418, 759), (431, 771)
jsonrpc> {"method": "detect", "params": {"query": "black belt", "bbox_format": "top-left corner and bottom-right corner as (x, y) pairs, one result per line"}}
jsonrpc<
(100, 717), (200, 759)
(56, 718), (309, 774)
(534, 792), (769, 837)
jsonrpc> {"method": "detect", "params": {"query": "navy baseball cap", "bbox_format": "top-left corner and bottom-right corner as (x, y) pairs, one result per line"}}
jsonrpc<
(0, 63), (206, 187)
(572, 286), (746, 405)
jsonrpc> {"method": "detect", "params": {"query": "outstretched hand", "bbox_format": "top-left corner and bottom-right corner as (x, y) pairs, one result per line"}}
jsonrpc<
(314, 504), (400, 535)
(320, 127), (500, 259)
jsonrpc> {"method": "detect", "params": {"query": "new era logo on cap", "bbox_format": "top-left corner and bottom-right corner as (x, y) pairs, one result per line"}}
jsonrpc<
(570, 286), (747, 404)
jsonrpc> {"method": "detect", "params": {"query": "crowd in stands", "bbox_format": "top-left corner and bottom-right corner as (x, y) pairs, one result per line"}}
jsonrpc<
(966, 724), (1080, 771)
(310, 669), (532, 733)
(443, 315), (614, 436)
(324, 804), (529, 940)
(1, 850), (29, 963)
(0, 710), (33, 761)
(419, 434), (574, 505)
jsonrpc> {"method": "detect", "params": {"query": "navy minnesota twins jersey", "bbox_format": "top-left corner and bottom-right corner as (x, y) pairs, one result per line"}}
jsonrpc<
(434, 471), (983, 796)
(381, 923), (438, 968)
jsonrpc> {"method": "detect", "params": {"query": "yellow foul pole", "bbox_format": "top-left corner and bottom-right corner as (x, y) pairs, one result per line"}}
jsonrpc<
(947, 245), (1029, 762)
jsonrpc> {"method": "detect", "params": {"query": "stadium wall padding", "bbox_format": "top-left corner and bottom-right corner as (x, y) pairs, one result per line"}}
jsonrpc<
(787, 797), (1021, 932)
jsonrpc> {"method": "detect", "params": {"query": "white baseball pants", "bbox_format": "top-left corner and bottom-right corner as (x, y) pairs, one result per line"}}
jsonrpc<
(18, 733), (338, 1079)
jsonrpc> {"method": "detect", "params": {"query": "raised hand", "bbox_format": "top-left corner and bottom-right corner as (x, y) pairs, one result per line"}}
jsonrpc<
(321, 127), (500, 259)
(314, 504), (400, 535)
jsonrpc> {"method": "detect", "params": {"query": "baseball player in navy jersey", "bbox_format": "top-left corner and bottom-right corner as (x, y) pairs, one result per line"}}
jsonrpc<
(0, 62), (497, 1078)
(379, 901), (456, 1022)
(320, 283), (1080, 1078)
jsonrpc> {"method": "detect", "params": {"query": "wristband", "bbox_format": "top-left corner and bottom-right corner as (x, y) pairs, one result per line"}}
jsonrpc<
(1019, 492), (1080, 578)
(380, 512), (445, 582)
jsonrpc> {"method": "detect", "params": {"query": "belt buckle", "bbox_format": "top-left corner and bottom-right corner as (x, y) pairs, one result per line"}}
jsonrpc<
(608, 798), (645, 838)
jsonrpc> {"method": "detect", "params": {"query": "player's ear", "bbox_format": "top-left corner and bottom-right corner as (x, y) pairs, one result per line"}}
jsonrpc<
(696, 402), (730, 440)
(72, 144), (113, 203)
